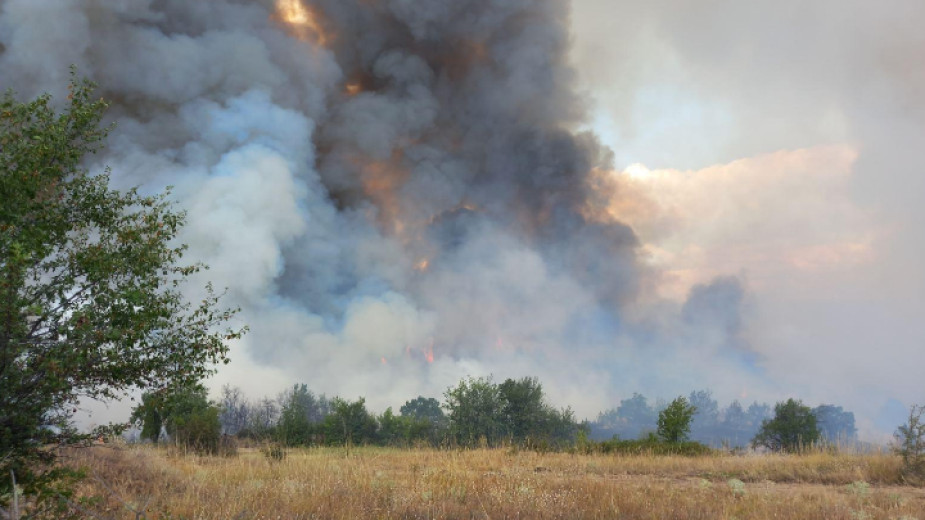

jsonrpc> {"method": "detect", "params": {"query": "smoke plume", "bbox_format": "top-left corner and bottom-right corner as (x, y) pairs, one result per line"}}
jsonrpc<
(0, 0), (770, 420)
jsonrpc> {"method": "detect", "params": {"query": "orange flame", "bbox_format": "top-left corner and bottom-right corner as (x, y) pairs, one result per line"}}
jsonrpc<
(424, 340), (435, 364)
(345, 82), (362, 96)
(275, 0), (330, 46)
(413, 259), (430, 272)
(356, 151), (411, 236)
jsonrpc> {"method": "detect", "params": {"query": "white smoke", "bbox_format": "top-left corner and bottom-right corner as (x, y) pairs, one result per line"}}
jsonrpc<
(1, 0), (792, 428)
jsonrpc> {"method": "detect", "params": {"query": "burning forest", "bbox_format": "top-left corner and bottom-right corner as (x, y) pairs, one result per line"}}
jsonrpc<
(2, 0), (923, 441)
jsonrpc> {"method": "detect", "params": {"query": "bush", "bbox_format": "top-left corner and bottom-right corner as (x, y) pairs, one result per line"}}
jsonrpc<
(576, 432), (712, 456)
(752, 399), (820, 453)
(131, 384), (223, 455)
(657, 396), (697, 443)
(894, 404), (925, 481)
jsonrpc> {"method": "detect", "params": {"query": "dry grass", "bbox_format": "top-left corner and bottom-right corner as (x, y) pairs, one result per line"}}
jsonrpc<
(61, 445), (925, 519)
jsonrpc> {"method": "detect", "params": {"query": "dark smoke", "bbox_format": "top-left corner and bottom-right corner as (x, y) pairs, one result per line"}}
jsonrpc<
(0, 0), (767, 418)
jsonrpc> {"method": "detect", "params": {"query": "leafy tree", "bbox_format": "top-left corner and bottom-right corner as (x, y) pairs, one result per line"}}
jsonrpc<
(277, 384), (329, 446)
(397, 396), (447, 446)
(0, 75), (244, 505)
(131, 391), (167, 444)
(894, 404), (925, 480)
(218, 384), (250, 436)
(813, 404), (857, 444)
(321, 397), (378, 446)
(752, 398), (820, 453)
(130, 384), (222, 454)
(444, 376), (505, 446)
(499, 377), (546, 441)
(657, 396), (697, 443)
(688, 389), (719, 431)
(242, 397), (279, 440)
(613, 393), (657, 438)
(723, 400), (746, 427)
(400, 396), (446, 425)
(746, 401), (772, 428)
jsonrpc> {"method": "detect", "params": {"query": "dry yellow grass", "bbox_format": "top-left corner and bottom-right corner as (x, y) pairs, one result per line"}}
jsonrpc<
(62, 445), (925, 519)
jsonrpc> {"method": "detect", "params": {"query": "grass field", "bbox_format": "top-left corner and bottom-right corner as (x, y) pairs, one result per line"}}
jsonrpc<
(61, 444), (924, 519)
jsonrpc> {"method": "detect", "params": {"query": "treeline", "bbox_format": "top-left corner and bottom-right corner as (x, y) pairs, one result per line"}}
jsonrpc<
(590, 390), (857, 448)
(129, 377), (857, 453)
(130, 376), (579, 451)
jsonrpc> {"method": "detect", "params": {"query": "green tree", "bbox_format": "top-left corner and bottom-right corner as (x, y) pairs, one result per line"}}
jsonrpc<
(321, 397), (378, 446)
(444, 376), (505, 447)
(131, 391), (167, 444)
(657, 396), (697, 443)
(813, 404), (857, 443)
(397, 397), (447, 446)
(499, 377), (546, 441)
(0, 75), (244, 506)
(400, 396), (446, 425)
(752, 398), (820, 453)
(131, 384), (222, 454)
(894, 404), (925, 480)
(277, 384), (329, 446)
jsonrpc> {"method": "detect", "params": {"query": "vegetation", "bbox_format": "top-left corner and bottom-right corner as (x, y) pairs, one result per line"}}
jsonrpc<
(130, 384), (223, 454)
(443, 376), (578, 448)
(752, 398), (821, 453)
(57, 444), (918, 520)
(0, 75), (243, 510)
(894, 403), (925, 481)
(657, 396), (697, 443)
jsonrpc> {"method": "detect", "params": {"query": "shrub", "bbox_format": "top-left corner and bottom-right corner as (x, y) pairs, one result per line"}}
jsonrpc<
(752, 399), (820, 453)
(894, 404), (925, 481)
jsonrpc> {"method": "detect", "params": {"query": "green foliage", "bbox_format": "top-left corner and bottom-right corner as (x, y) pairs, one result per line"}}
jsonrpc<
(276, 384), (329, 446)
(262, 443), (286, 462)
(499, 376), (546, 441)
(444, 376), (505, 447)
(131, 392), (166, 444)
(131, 384), (223, 454)
(0, 75), (244, 505)
(657, 396), (697, 443)
(814, 404), (858, 443)
(321, 397), (378, 446)
(893, 404), (925, 481)
(400, 396), (446, 425)
(583, 434), (712, 456)
(443, 376), (579, 448)
(752, 398), (821, 453)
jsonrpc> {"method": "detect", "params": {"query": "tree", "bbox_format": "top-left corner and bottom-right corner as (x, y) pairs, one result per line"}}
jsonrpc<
(132, 384), (222, 454)
(499, 377), (546, 441)
(277, 384), (329, 446)
(752, 399), (820, 453)
(444, 376), (505, 446)
(616, 393), (657, 438)
(0, 75), (244, 505)
(398, 396), (447, 445)
(746, 401), (772, 428)
(688, 389), (719, 433)
(894, 404), (925, 480)
(657, 396), (697, 443)
(218, 384), (250, 436)
(321, 397), (378, 446)
(131, 391), (167, 444)
(242, 397), (279, 440)
(813, 404), (857, 444)
(400, 396), (446, 425)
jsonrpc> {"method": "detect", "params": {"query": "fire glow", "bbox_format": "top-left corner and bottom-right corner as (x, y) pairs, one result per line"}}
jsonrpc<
(275, 0), (329, 45)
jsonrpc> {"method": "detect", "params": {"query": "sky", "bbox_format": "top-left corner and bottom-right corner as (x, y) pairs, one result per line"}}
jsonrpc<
(1, 0), (922, 442)
(571, 0), (925, 439)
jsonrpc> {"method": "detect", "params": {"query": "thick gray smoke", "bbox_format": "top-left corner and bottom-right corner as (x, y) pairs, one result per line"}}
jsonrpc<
(0, 0), (771, 420)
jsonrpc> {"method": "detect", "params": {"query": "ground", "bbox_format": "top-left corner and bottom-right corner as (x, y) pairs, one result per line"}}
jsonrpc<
(61, 445), (925, 519)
